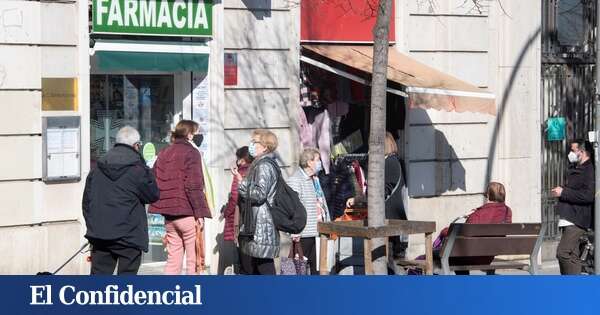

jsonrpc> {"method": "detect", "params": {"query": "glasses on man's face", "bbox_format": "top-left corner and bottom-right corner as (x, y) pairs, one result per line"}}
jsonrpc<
(135, 141), (143, 147)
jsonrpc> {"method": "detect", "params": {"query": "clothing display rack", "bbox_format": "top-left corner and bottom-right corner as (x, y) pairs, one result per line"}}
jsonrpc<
(334, 153), (368, 164)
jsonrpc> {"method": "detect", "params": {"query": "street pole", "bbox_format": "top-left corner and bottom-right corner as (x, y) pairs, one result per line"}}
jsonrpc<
(595, 0), (600, 275)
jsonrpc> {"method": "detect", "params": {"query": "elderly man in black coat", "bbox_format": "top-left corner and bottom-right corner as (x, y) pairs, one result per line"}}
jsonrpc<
(83, 126), (160, 275)
(552, 140), (595, 275)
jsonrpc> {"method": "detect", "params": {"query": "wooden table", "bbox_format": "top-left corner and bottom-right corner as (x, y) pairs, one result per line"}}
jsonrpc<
(318, 219), (436, 275)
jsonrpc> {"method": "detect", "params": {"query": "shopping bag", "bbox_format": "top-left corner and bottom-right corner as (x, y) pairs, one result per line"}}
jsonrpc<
(280, 241), (309, 275)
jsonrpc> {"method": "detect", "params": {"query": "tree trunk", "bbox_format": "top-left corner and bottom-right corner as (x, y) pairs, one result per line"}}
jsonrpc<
(367, 0), (392, 275)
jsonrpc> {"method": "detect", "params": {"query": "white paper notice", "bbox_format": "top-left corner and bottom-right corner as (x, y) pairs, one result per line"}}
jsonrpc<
(46, 129), (63, 154)
(192, 71), (210, 155)
(47, 154), (64, 178)
(62, 129), (79, 152)
(45, 127), (79, 179)
(62, 153), (80, 177)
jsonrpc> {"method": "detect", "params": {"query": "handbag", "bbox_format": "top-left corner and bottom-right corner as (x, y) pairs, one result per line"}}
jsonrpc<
(280, 241), (309, 275)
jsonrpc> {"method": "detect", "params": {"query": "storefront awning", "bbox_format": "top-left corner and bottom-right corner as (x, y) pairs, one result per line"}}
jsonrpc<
(302, 45), (496, 115)
(91, 41), (209, 72)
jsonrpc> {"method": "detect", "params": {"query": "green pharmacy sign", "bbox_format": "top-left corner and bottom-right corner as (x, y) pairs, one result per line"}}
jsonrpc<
(93, 0), (212, 37)
(547, 117), (566, 141)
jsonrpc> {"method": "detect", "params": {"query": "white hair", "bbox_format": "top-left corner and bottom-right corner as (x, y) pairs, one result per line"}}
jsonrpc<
(299, 148), (320, 168)
(115, 126), (141, 146)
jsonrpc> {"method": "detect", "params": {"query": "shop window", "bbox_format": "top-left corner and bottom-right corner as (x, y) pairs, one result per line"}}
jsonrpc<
(42, 78), (78, 111)
(90, 75), (175, 168)
(544, 0), (595, 53)
(557, 0), (586, 47)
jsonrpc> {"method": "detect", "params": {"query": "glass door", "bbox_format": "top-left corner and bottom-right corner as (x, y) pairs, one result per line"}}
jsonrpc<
(90, 74), (175, 263)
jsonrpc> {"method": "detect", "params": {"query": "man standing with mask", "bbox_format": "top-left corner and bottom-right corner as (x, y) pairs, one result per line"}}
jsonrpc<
(552, 140), (595, 275)
(83, 126), (160, 275)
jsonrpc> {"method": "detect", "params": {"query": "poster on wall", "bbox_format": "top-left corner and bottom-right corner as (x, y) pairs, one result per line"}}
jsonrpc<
(192, 70), (216, 211)
(224, 53), (238, 86)
(192, 71), (210, 155)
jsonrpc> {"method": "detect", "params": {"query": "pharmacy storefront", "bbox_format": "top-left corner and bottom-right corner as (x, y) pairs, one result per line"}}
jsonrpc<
(89, 0), (213, 264)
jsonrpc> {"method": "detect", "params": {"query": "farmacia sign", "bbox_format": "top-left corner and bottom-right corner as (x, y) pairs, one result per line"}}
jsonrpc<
(93, 0), (212, 37)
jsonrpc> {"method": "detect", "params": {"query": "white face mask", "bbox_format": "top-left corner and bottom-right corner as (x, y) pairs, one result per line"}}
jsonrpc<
(568, 151), (580, 164)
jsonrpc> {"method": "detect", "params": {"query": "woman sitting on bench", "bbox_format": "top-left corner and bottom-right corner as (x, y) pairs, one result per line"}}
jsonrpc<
(437, 182), (512, 275)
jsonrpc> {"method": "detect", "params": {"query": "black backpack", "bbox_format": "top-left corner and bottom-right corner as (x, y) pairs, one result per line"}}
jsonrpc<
(262, 159), (307, 234)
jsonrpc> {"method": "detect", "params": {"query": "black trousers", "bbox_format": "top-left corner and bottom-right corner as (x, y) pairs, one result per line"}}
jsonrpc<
(557, 225), (586, 275)
(389, 236), (408, 259)
(300, 237), (318, 275)
(90, 242), (142, 275)
(238, 249), (276, 275)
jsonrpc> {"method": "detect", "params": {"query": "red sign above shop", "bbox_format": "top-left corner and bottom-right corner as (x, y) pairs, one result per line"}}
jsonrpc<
(301, 0), (395, 43)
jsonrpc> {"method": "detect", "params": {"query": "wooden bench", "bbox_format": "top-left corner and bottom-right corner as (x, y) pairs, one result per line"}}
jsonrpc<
(440, 223), (546, 275)
(318, 219), (436, 275)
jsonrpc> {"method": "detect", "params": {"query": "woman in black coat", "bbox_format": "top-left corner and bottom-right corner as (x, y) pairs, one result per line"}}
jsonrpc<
(346, 132), (408, 258)
(384, 132), (407, 220)
(384, 132), (408, 258)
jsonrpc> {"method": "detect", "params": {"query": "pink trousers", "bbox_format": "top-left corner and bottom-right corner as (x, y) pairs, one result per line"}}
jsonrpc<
(164, 216), (197, 275)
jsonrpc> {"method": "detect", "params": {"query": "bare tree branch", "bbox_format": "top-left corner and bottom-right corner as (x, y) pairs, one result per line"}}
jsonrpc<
(426, 0), (510, 17)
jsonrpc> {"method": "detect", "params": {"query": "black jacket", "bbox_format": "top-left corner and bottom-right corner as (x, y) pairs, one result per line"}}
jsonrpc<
(558, 159), (595, 229)
(385, 154), (407, 220)
(83, 144), (160, 251)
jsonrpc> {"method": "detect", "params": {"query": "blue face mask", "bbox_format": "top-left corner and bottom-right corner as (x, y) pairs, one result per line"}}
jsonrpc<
(248, 143), (257, 157)
(314, 161), (323, 173)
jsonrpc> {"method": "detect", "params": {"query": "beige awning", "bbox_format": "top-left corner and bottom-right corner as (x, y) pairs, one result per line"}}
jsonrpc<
(302, 45), (496, 115)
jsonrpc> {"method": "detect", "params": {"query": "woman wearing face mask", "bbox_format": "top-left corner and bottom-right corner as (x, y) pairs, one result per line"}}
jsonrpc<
(286, 148), (330, 275)
(237, 129), (280, 275)
(150, 120), (211, 275)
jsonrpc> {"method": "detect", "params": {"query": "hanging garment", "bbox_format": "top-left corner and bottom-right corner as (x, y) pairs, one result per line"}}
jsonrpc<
(327, 100), (349, 118)
(327, 100), (349, 142)
(350, 80), (366, 102)
(299, 68), (314, 108)
(336, 78), (352, 103)
(318, 163), (355, 220)
(351, 160), (367, 194)
(312, 109), (332, 174)
(298, 106), (313, 149)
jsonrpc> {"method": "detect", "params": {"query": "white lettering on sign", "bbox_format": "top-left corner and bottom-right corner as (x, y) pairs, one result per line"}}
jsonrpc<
(139, 0), (157, 28)
(173, 1), (186, 29)
(107, 0), (123, 26)
(187, 0), (194, 28)
(96, 0), (109, 26)
(193, 2), (208, 29)
(95, 0), (211, 33)
(157, 0), (173, 28)
(124, 0), (139, 27)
